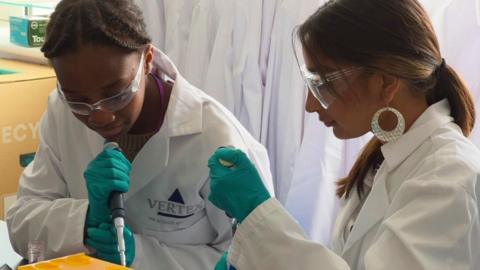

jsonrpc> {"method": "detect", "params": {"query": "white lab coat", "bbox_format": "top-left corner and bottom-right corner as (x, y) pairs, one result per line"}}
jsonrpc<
(185, 0), (265, 140)
(162, 0), (196, 73)
(183, 0), (220, 90)
(6, 49), (274, 270)
(133, 0), (165, 50)
(262, 0), (329, 204)
(227, 100), (480, 270)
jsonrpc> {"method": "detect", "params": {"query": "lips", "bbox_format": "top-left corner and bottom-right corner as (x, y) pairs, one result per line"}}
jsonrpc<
(317, 114), (335, 127)
(324, 121), (335, 127)
(96, 125), (123, 139)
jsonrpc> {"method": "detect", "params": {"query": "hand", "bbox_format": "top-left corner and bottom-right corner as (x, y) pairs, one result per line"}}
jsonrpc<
(208, 147), (270, 223)
(214, 251), (237, 270)
(84, 148), (132, 227)
(85, 222), (135, 266)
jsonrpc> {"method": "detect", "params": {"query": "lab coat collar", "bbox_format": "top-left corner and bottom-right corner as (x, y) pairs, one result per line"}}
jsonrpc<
(341, 99), (453, 254)
(381, 99), (453, 172)
(151, 47), (204, 138)
(342, 163), (389, 254)
(331, 189), (361, 254)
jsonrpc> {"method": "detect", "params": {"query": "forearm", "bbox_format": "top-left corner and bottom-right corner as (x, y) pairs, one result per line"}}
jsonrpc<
(229, 198), (349, 270)
(7, 197), (89, 259)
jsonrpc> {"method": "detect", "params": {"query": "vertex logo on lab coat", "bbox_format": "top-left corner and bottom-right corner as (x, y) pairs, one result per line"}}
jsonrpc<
(147, 189), (202, 219)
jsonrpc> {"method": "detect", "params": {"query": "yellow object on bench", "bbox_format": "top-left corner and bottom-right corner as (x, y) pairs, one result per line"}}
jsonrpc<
(18, 253), (132, 270)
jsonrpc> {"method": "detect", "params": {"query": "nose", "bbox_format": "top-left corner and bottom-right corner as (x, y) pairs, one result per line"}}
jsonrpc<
(88, 109), (116, 128)
(305, 91), (322, 113)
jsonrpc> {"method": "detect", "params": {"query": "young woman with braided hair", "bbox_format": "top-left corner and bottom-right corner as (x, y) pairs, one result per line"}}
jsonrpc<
(6, 0), (274, 269)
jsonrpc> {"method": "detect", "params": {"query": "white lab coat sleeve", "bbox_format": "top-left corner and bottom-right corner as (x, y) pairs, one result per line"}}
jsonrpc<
(6, 98), (89, 259)
(228, 163), (480, 270)
(229, 198), (349, 270)
(364, 167), (480, 270)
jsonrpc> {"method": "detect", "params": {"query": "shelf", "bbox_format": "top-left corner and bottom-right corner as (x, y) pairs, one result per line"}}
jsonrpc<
(0, 0), (58, 10)
(0, 0), (58, 64)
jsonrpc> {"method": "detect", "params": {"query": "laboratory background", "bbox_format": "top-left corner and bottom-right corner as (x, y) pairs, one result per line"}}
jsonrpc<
(0, 0), (479, 268)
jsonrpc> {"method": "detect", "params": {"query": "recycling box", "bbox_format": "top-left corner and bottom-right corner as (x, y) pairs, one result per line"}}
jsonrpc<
(0, 58), (55, 219)
(10, 15), (48, 47)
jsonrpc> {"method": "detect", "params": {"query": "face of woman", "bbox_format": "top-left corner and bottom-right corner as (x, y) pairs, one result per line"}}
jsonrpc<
(52, 44), (151, 141)
(302, 49), (387, 140)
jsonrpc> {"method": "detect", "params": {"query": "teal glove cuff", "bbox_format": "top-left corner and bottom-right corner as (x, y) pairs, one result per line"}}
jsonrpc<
(208, 147), (271, 223)
(85, 148), (132, 227)
(214, 251), (237, 270)
(85, 222), (135, 266)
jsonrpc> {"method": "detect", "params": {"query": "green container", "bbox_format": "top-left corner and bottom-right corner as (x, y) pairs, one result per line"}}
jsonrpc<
(0, 68), (18, 75)
(10, 16), (48, 47)
(19, 152), (36, 168)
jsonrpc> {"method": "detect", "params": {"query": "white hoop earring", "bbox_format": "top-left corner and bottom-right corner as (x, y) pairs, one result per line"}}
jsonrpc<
(371, 107), (405, 142)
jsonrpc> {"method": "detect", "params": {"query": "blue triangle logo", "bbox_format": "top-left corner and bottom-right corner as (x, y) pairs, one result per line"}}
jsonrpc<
(168, 189), (185, 204)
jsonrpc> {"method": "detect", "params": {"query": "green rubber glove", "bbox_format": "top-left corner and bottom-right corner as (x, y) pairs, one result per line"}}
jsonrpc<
(84, 148), (131, 227)
(214, 251), (237, 270)
(208, 147), (271, 223)
(85, 222), (135, 266)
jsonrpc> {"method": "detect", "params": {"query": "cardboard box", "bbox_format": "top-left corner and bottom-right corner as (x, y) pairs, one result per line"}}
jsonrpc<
(0, 59), (55, 219)
(0, 193), (16, 221)
(9, 16), (48, 47)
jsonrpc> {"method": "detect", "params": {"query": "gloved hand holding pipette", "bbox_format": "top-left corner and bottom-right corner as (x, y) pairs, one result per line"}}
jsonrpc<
(84, 142), (135, 266)
(85, 222), (135, 266)
(84, 144), (131, 227)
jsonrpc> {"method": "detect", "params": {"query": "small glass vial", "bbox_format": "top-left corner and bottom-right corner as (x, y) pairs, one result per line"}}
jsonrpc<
(27, 240), (45, 264)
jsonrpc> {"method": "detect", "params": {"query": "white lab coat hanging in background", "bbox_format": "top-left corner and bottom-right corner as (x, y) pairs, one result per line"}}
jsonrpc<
(260, 0), (311, 203)
(182, 0), (220, 89)
(162, 0), (196, 73)
(433, 0), (480, 146)
(134, 0), (165, 50)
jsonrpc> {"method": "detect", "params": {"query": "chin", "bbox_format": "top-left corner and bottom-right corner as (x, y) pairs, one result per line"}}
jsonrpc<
(332, 128), (356, 140)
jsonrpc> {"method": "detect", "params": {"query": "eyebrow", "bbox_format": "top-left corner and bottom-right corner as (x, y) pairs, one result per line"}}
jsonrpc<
(60, 78), (123, 94)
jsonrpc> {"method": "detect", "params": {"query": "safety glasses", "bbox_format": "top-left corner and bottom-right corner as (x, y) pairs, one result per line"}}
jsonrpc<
(300, 64), (363, 109)
(57, 53), (144, 116)
(292, 36), (363, 109)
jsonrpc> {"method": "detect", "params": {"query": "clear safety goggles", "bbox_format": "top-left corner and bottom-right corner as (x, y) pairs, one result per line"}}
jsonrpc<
(57, 53), (144, 116)
(292, 37), (363, 109)
(299, 64), (363, 109)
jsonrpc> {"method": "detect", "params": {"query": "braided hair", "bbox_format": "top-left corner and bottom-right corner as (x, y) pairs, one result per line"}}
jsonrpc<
(41, 0), (151, 58)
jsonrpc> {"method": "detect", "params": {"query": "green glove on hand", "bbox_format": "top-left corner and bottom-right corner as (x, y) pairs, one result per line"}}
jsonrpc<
(84, 148), (131, 227)
(85, 222), (135, 266)
(208, 147), (270, 223)
(214, 251), (237, 270)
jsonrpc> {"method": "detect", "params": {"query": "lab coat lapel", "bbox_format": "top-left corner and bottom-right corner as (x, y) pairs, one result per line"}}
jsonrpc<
(331, 191), (361, 254)
(126, 129), (169, 199)
(342, 164), (389, 254)
(126, 49), (204, 198)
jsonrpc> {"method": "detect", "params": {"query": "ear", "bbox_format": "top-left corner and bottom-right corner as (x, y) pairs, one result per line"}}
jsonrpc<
(144, 44), (154, 74)
(380, 73), (401, 104)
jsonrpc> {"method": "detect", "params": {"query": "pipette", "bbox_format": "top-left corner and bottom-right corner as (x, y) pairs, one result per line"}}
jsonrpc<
(104, 142), (127, 266)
